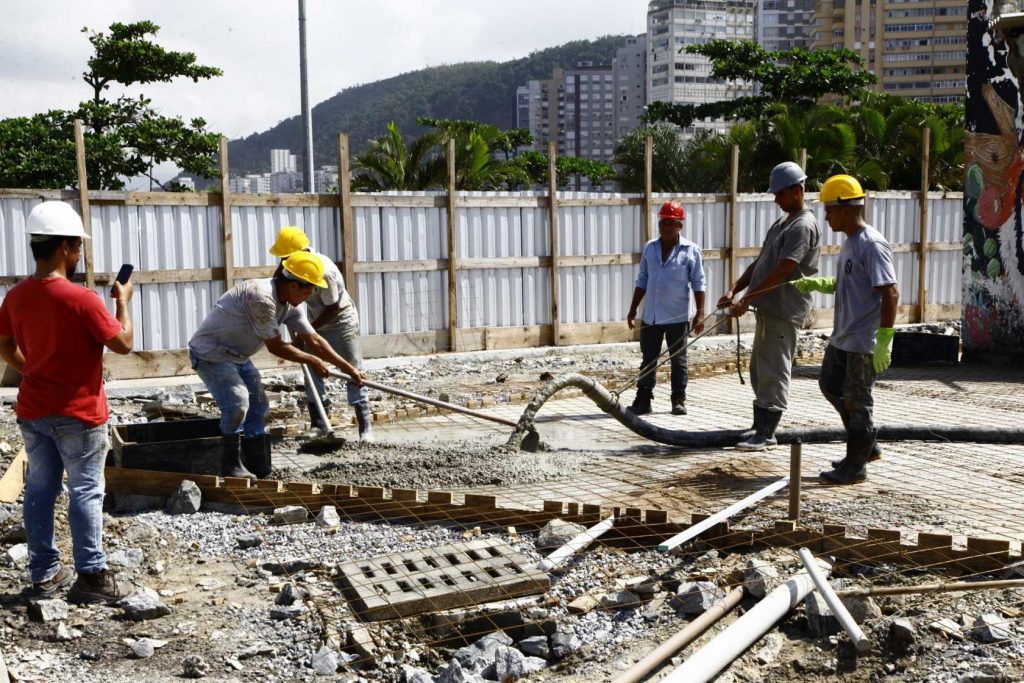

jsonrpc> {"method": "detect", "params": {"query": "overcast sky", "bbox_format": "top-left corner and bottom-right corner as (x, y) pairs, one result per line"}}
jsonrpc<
(2, 0), (646, 140)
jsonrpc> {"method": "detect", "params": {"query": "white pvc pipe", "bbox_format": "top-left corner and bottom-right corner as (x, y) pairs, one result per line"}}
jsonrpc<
(657, 477), (789, 552)
(798, 547), (871, 654)
(537, 515), (616, 572)
(663, 559), (832, 683)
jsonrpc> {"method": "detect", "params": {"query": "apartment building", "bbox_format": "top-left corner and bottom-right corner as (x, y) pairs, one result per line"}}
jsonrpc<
(758, 0), (817, 51)
(814, 0), (967, 103)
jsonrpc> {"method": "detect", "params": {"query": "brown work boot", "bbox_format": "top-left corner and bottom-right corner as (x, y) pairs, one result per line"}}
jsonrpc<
(31, 565), (74, 597)
(68, 569), (133, 605)
(671, 395), (687, 416)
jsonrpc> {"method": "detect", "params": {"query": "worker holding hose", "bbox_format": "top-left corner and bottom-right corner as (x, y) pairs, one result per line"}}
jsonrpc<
(718, 162), (820, 451)
(793, 174), (899, 485)
(188, 251), (363, 480)
(269, 226), (373, 442)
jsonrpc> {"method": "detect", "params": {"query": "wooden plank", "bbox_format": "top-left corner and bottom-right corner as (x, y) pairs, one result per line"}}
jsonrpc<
(543, 500), (564, 514)
(354, 259), (446, 274)
(446, 138), (458, 353)
(548, 141), (561, 348)
(918, 127), (931, 323)
(464, 494), (497, 509)
(0, 448), (27, 504)
(73, 119), (95, 290)
(350, 194), (446, 208)
(728, 144), (739, 335)
(428, 491), (453, 505)
(338, 133), (357, 310)
(230, 193), (338, 208)
(218, 136), (235, 290)
(391, 489), (419, 502)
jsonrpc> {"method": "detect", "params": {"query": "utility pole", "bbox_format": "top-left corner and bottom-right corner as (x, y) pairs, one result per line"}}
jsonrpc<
(298, 0), (315, 193)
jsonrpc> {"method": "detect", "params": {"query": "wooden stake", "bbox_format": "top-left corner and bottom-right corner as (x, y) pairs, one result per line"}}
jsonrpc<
(337, 133), (357, 309)
(218, 136), (235, 290)
(446, 138), (458, 352)
(918, 127), (931, 323)
(548, 141), (561, 347)
(73, 119), (95, 290)
(728, 144), (739, 334)
(643, 135), (653, 243)
(798, 147), (807, 171)
(788, 441), (802, 522)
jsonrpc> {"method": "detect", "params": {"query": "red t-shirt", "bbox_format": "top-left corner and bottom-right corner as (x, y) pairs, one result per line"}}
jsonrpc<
(0, 277), (122, 426)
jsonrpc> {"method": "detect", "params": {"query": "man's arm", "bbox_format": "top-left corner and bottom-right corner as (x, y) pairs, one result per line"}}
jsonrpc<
(265, 334), (329, 373)
(103, 282), (134, 355)
(692, 291), (706, 334)
(626, 287), (646, 330)
(0, 335), (25, 372)
(728, 259), (799, 317)
(295, 332), (363, 383)
(718, 259), (758, 309)
(310, 302), (342, 330)
(877, 283), (899, 328)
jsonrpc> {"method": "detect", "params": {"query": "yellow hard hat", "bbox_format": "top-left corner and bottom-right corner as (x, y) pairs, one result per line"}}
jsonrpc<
(281, 251), (327, 288)
(269, 225), (310, 258)
(818, 175), (865, 206)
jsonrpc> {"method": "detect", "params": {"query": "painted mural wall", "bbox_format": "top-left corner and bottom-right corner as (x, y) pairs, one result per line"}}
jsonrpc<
(965, 0), (1024, 354)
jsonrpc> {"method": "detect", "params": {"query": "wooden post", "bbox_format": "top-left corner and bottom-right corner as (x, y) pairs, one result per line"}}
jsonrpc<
(918, 127), (931, 323)
(728, 144), (740, 334)
(337, 133), (357, 309)
(446, 138), (458, 352)
(73, 119), (95, 290)
(788, 441), (802, 522)
(218, 136), (235, 290)
(548, 142), (561, 347)
(798, 147), (807, 171)
(643, 135), (654, 243)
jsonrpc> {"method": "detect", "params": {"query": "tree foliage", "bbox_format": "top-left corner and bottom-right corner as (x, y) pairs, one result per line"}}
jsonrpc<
(644, 41), (878, 129)
(0, 21), (222, 190)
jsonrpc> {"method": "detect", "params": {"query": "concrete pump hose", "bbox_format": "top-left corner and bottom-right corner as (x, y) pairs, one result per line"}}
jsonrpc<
(507, 373), (1024, 450)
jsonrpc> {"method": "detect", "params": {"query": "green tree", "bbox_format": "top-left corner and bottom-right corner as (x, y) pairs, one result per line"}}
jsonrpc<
(351, 122), (443, 191)
(0, 21), (222, 190)
(611, 125), (691, 192)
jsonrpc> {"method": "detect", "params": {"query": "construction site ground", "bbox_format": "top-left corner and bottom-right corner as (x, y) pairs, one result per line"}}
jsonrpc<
(1, 324), (1023, 682)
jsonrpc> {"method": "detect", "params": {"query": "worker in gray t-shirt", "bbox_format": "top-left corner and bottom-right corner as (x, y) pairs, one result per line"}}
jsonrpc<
(189, 251), (363, 480)
(793, 174), (899, 486)
(719, 162), (820, 451)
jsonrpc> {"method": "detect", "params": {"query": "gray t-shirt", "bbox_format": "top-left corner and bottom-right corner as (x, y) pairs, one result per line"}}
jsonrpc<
(831, 225), (897, 354)
(304, 251), (354, 331)
(750, 208), (820, 326)
(189, 278), (314, 363)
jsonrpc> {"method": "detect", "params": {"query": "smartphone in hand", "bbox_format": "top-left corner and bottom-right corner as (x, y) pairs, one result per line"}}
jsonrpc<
(110, 263), (134, 297)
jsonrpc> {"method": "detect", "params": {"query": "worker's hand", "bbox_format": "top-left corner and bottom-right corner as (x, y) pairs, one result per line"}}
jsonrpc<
(347, 369), (365, 386)
(792, 276), (836, 295)
(873, 327), (895, 374)
(310, 358), (331, 378)
(728, 298), (749, 317)
(111, 280), (134, 303)
(626, 309), (637, 330)
(716, 290), (733, 309)
(691, 311), (705, 334)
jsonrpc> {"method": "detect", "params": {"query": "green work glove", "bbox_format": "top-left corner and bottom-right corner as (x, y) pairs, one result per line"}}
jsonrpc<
(873, 327), (895, 373)
(791, 276), (836, 294)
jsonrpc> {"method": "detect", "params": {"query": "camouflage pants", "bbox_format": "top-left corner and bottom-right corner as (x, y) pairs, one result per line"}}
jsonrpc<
(818, 344), (877, 434)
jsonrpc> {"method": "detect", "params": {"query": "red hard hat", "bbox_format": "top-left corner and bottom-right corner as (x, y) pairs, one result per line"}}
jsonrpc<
(657, 201), (685, 222)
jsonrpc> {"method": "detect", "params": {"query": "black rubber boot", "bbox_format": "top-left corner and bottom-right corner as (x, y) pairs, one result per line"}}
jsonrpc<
(220, 434), (256, 481)
(627, 389), (653, 416)
(736, 407), (781, 451)
(820, 429), (874, 485)
(241, 434), (272, 479)
(831, 414), (882, 467)
(355, 402), (375, 443)
(671, 394), (687, 416)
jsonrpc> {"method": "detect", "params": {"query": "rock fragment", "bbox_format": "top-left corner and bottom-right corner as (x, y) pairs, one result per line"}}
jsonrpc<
(166, 480), (202, 515)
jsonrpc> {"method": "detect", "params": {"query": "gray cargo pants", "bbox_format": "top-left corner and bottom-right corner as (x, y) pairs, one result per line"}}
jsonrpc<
(818, 344), (876, 434)
(749, 312), (799, 413)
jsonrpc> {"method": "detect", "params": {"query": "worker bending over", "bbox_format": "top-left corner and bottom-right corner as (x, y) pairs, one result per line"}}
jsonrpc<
(188, 251), (363, 480)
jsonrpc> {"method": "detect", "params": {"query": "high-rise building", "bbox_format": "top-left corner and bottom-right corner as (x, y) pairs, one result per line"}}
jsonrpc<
(813, 0), (966, 104)
(516, 68), (564, 155)
(757, 0), (817, 51)
(614, 35), (649, 141)
(270, 149), (298, 174)
(647, 0), (758, 138)
(563, 62), (617, 164)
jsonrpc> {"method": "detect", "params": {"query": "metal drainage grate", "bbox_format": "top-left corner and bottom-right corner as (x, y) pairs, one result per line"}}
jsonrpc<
(337, 538), (550, 621)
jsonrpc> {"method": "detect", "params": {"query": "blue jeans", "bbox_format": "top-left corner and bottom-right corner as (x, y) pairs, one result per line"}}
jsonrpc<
(190, 352), (269, 436)
(637, 321), (690, 399)
(305, 311), (369, 427)
(19, 416), (109, 583)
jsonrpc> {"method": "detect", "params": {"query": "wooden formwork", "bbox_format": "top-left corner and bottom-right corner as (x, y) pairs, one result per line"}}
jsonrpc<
(102, 467), (1021, 576)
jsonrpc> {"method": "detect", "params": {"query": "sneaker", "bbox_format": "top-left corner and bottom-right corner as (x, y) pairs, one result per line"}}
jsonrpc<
(31, 565), (74, 597)
(68, 569), (133, 605)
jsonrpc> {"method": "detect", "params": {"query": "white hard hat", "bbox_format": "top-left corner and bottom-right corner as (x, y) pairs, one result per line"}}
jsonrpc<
(26, 201), (91, 240)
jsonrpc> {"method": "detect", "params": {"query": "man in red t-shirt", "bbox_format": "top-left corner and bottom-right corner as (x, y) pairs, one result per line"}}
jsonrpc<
(0, 201), (135, 604)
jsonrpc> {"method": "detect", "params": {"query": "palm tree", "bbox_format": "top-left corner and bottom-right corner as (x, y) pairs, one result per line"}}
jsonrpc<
(351, 122), (442, 191)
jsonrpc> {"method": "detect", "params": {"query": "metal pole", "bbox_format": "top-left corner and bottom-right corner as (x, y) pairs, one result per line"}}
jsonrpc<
(788, 440), (802, 522)
(798, 548), (870, 653)
(837, 578), (1024, 598)
(298, 0), (315, 193)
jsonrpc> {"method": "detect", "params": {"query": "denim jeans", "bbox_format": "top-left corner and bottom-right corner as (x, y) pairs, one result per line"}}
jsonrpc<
(305, 309), (369, 427)
(190, 351), (269, 436)
(637, 321), (690, 399)
(19, 416), (109, 583)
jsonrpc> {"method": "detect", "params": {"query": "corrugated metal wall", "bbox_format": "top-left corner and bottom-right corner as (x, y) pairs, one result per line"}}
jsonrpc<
(0, 191), (964, 353)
